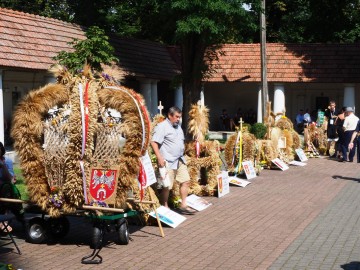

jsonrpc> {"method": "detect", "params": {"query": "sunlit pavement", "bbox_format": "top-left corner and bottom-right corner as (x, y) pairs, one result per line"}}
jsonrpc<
(1, 157), (359, 270)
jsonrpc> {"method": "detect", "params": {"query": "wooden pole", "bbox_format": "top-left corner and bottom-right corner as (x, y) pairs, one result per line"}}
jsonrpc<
(0, 198), (25, 203)
(260, 0), (269, 121)
(237, 118), (244, 175)
(81, 205), (124, 213)
(127, 198), (156, 204)
(148, 188), (165, 237)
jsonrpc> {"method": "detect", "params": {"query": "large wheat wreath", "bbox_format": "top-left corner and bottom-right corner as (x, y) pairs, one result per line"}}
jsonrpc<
(11, 66), (159, 217)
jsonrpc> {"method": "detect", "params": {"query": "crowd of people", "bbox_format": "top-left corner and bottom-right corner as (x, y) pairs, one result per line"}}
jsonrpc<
(297, 101), (360, 163)
(220, 108), (257, 131)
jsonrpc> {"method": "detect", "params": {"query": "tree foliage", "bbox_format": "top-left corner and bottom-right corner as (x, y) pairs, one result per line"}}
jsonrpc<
(53, 26), (118, 73)
(265, 0), (360, 43)
(149, 0), (259, 125)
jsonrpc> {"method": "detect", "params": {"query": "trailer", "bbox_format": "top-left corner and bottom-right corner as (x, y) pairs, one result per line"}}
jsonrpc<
(0, 196), (163, 264)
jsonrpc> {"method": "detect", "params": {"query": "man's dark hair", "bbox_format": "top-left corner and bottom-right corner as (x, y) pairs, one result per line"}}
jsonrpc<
(168, 106), (182, 116)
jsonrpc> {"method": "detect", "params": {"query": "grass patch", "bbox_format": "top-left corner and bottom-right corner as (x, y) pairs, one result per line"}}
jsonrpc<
(14, 166), (29, 200)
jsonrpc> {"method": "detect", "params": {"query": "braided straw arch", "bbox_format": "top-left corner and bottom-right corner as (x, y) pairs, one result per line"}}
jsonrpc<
(11, 73), (157, 217)
(11, 84), (70, 216)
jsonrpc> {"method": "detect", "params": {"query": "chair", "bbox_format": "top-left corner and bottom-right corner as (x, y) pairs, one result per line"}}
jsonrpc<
(0, 214), (21, 254)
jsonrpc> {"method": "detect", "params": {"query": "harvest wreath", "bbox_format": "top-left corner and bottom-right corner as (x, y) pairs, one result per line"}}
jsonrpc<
(11, 66), (159, 217)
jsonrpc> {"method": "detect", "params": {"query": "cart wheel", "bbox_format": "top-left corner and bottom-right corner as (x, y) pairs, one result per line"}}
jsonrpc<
(47, 216), (70, 238)
(116, 219), (129, 245)
(91, 226), (104, 249)
(26, 217), (47, 244)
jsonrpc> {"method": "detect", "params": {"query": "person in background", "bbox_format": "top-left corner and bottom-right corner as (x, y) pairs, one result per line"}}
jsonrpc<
(341, 107), (359, 162)
(325, 101), (339, 156)
(220, 109), (234, 131)
(334, 107), (346, 160)
(295, 109), (305, 134)
(303, 109), (312, 125)
(0, 142), (23, 232)
(348, 119), (360, 163)
(310, 110), (318, 123)
(0, 142), (14, 186)
(233, 108), (243, 127)
(151, 106), (195, 215)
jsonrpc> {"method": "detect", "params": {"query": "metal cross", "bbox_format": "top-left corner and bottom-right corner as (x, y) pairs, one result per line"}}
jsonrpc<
(239, 117), (244, 131)
(158, 101), (164, 115)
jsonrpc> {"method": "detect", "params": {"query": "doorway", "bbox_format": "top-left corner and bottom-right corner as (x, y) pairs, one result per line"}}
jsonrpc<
(316, 97), (329, 111)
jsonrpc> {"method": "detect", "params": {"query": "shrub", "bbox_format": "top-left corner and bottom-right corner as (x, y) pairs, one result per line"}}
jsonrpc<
(249, 123), (267, 139)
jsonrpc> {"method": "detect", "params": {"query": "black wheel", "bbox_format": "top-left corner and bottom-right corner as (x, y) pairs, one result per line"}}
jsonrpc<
(47, 216), (70, 239)
(116, 219), (129, 245)
(91, 226), (104, 249)
(26, 217), (47, 244)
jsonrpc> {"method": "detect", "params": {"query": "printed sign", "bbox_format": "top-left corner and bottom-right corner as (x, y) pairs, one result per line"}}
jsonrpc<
(289, 160), (307, 166)
(186, 194), (212, 211)
(317, 110), (325, 126)
(242, 161), (257, 180)
(217, 171), (230, 198)
(149, 206), (186, 228)
(271, 158), (289, 171)
(141, 151), (157, 188)
(295, 148), (308, 162)
(229, 176), (251, 187)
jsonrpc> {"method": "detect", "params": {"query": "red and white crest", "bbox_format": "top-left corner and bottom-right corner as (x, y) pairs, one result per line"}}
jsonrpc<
(89, 168), (118, 204)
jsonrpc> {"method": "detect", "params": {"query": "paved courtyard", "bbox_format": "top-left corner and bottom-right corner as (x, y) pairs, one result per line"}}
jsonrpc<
(1, 157), (360, 270)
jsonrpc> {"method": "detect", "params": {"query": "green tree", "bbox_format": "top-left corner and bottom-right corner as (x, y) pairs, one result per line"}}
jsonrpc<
(148, 0), (259, 125)
(53, 26), (118, 73)
(265, 0), (360, 43)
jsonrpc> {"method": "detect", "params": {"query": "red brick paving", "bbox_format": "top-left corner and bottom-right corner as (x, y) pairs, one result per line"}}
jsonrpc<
(1, 157), (358, 270)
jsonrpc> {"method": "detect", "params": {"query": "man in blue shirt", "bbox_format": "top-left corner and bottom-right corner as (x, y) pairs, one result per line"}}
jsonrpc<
(151, 106), (195, 214)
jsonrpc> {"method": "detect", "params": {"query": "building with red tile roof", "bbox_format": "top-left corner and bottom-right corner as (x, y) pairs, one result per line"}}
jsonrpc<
(207, 43), (360, 83)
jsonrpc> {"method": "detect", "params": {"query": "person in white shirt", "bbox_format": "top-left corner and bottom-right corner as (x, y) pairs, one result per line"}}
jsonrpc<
(341, 107), (359, 162)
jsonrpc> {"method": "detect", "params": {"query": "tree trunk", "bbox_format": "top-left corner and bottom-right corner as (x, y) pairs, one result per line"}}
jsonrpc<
(180, 35), (206, 133)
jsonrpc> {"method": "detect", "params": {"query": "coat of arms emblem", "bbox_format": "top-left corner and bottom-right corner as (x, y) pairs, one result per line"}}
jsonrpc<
(89, 168), (118, 204)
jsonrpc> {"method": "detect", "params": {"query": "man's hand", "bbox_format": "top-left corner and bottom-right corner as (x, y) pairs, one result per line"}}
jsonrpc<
(349, 142), (354, 150)
(158, 156), (166, 167)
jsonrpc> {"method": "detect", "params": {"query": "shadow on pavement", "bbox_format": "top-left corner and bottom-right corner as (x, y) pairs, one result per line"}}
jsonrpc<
(341, 261), (360, 270)
(332, 175), (360, 182)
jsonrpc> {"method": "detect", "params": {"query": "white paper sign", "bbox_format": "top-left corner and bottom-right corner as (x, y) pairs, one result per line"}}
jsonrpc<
(242, 161), (257, 180)
(149, 206), (186, 228)
(217, 171), (230, 198)
(295, 148), (308, 162)
(229, 176), (251, 187)
(271, 158), (289, 171)
(141, 152), (157, 188)
(289, 160), (307, 166)
(186, 194), (212, 211)
(278, 137), (287, 149)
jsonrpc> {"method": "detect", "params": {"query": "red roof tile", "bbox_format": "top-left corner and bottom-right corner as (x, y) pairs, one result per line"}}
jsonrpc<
(207, 43), (360, 83)
(0, 8), (180, 80)
(0, 8), (85, 70)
